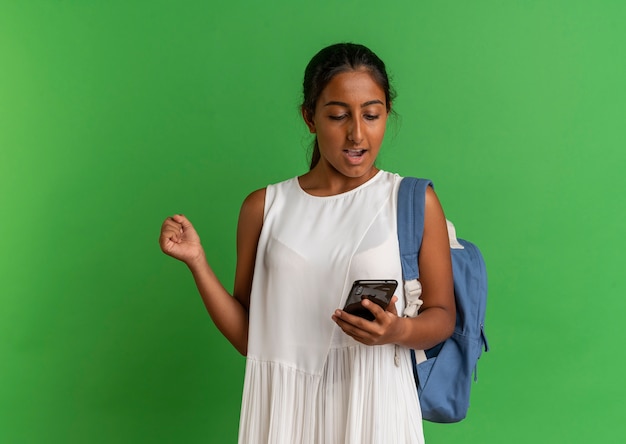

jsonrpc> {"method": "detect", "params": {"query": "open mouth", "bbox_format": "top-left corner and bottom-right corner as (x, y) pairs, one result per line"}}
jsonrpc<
(344, 149), (367, 158)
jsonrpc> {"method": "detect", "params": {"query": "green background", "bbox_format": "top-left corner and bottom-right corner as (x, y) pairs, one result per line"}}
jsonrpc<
(2, 1), (625, 442)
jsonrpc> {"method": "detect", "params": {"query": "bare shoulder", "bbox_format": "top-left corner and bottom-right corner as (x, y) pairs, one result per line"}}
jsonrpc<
(424, 185), (446, 220)
(241, 188), (266, 215)
(238, 188), (266, 235)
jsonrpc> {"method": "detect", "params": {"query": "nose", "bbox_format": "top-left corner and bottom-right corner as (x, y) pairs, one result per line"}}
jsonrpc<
(348, 119), (363, 145)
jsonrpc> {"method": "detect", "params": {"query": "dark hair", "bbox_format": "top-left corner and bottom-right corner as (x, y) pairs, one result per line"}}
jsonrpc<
(302, 43), (395, 170)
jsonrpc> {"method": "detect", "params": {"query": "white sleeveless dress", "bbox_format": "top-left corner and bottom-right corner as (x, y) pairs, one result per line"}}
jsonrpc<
(238, 171), (424, 444)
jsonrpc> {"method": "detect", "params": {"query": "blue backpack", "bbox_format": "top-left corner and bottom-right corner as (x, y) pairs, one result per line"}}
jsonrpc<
(397, 177), (489, 423)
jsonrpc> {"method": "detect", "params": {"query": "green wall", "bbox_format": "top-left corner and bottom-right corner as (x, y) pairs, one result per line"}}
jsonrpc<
(2, 1), (625, 442)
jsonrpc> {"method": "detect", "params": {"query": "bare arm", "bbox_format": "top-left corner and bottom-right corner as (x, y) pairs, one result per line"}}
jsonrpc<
(333, 186), (455, 350)
(159, 189), (265, 355)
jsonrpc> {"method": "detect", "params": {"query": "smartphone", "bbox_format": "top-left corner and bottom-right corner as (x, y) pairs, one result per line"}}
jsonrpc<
(343, 279), (398, 321)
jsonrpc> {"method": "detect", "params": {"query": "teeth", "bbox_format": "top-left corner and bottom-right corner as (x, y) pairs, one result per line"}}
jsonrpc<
(346, 149), (365, 157)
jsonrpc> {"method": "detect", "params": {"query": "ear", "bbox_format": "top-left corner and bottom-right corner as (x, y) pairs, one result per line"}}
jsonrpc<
(301, 107), (316, 133)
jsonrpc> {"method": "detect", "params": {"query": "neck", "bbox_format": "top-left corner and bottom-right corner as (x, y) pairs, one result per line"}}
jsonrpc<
(299, 163), (379, 197)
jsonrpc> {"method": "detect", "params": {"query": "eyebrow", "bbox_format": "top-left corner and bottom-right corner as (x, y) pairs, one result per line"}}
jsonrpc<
(323, 100), (385, 108)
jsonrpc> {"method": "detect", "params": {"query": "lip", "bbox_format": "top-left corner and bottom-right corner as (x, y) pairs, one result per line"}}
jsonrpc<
(343, 148), (368, 165)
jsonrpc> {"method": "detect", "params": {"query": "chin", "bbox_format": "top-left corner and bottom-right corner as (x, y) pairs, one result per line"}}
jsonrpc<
(340, 165), (378, 179)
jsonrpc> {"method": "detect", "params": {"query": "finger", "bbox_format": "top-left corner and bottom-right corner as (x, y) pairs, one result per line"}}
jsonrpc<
(386, 295), (399, 316)
(361, 299), (387, 320)
(172, 214), (194, 230)
(333, 309), (358, 326)
(161, 217), (182, 232)
(332, 312), (373, 344)
(159, 223), (184, 249)
(160, 228), (180, 243)
(162, 217), (182, 235)
(159, 235), (179, 254)
(332, 309), (370, 332)
(161, 219), (183, 235)
(333, 309), (382, 336)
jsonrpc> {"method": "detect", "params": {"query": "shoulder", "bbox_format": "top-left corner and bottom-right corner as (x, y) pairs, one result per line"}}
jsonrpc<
(240, 176), (301, 220)
(240, 188), (266, 221)
(423, 185), (447, 234)
(424, 184), (443, 210)
(424, 183), (438, 203)
(397, 176), (445, 221)
(239, 175), (296, 217)
(237, 188), (266, 248)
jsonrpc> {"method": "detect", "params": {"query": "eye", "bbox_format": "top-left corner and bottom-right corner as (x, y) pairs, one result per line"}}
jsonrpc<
(364, 114), (380, 121)
(329, 114), (347, 121)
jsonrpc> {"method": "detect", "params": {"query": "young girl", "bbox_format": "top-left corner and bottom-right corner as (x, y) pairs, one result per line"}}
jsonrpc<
(159, 43), (455, 444)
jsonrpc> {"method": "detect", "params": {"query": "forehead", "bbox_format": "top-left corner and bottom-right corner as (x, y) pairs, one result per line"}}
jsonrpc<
(319, 70), (386, 105)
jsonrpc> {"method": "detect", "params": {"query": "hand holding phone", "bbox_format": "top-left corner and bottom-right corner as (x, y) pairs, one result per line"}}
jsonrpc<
(343, 279), (398, 321)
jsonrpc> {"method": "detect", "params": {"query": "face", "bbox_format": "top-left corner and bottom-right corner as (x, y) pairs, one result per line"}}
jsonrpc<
(304, 69), (389, 179)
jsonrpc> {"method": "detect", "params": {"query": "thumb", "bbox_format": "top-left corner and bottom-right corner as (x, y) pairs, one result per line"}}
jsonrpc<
(386, 295), (399, 316)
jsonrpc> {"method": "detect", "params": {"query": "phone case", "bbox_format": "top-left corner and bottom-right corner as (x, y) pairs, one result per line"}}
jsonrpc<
(343, 279), (398, 321)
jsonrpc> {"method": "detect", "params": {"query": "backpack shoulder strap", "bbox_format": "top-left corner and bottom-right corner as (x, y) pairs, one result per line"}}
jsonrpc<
(397, 177), (433, 281)
(397, 177), (433, 319)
